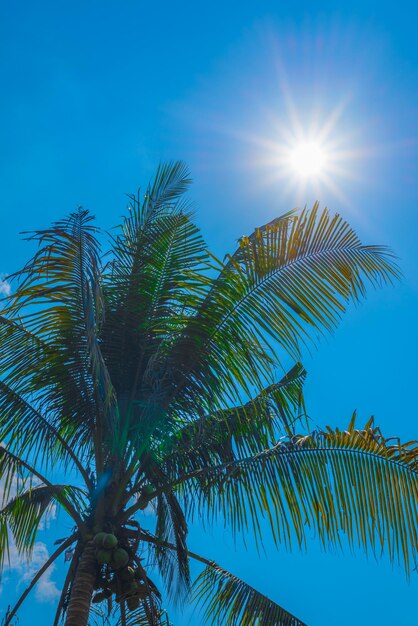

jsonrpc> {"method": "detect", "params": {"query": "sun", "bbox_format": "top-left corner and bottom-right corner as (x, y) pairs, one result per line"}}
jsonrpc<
(288, 141), (328, 179)
(234, 98), (359, 206)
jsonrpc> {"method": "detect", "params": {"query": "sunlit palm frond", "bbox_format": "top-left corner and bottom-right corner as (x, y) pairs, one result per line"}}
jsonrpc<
(183, 418), (418, 569)
(166, 205), (400, 410)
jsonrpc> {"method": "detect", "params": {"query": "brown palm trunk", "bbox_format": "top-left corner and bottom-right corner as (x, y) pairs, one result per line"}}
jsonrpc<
(64, 544), (97, 626)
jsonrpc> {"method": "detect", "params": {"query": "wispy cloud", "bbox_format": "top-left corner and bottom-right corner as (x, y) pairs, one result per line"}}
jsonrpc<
(0, 274), (11, 297)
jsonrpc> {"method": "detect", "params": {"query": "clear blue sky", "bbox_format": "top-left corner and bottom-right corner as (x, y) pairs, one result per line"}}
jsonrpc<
(1, 1), (418, 624)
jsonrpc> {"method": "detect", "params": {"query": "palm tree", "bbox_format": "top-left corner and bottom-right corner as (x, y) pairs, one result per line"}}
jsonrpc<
(1, 162), (417, 626)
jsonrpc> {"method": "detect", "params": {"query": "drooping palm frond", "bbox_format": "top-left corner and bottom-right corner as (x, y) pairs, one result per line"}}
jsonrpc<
(114, 600), (170, 626)
(153, 490), (190, 599)
(164, 205), (400, 412)
(193, 562), (306, 626)
(0, 444), (84, 555)
(0, 379), (91, 484)
(0, 484), (86, 561)
(139, 529), (305, 626)
(0, 316), (95, 460)
(182, 417), (418, 570)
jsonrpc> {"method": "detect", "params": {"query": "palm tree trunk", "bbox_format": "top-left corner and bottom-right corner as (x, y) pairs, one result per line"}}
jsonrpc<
(64, 544), (97, 626)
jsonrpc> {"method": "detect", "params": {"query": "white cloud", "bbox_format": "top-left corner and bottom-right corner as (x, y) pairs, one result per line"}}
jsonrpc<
(4, 540), (60, 603)
(0, 274), (11, 297)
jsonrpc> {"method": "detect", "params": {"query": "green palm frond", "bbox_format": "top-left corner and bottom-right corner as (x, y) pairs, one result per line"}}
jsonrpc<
(161, 363), (306, 478)
(166, 205), (400, 409)
(0, 445), (84, 531)
(103, 163), (207, 406)
(193, 562), (306, 626)
(0, 380), (91, 485)
(154, 490), (190, 598)
(0, 209), (118, 466)
(140, 530), (304, 626)
(0, 316), (96, 458)
(0, 484), (86, 562)
(115, 602), (170, 626)
(184, 417), (418, 570)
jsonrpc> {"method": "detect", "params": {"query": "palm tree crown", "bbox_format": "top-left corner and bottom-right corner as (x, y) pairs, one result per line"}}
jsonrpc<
(1, 162), (417, 626)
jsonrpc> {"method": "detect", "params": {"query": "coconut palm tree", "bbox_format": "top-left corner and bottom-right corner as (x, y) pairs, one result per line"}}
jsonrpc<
(1, 162), (417, 626)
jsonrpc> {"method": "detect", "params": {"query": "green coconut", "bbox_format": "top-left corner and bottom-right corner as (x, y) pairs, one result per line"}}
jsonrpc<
(96, 548), (113, 565)
(111, 547), (129, 569)
(125, 580), (139, 594)
(126, 595), (140, 611)
(102, 533), (118, 550)
(93, 532), (107, 547)
(137, 484), (153, 509)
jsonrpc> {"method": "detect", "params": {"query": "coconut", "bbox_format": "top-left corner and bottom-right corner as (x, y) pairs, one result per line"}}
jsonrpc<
(126, 595), (140, 611)
(111, 547), (129, 569)
(93, 532), (107, 547)
(96, 548), (113, 565)
(125, 580), (139, 595)
(102, 533), (118, 550)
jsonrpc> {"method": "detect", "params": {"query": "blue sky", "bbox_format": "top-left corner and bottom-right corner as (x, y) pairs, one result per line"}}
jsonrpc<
(1, 1), (418, 624)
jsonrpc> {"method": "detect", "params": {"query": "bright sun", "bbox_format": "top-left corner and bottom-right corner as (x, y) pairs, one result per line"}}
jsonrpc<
(238, 98), (357, 205)
(288, 141), (328, 179)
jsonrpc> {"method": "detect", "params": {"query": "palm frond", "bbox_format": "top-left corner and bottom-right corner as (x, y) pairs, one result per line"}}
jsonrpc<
(161, 363), (307, 478)
(103, 163), (207, 409)
(1, 208), (117, 463)
(154, 490), (190, 600)
(0, 379), (91, 485)
(115, 601), (170, 626)
(165, 205), (400, 411)
(183, 418), (418, 570)
(193, 562), (306, 626)
(0, 484), (86, 562)
(139, 530), (304, 626)
(0, 316), (96, 458)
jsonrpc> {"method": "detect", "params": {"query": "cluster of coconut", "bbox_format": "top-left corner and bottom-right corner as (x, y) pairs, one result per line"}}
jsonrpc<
(92, 532), (149, 611)
(93, 532), (129, 569)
